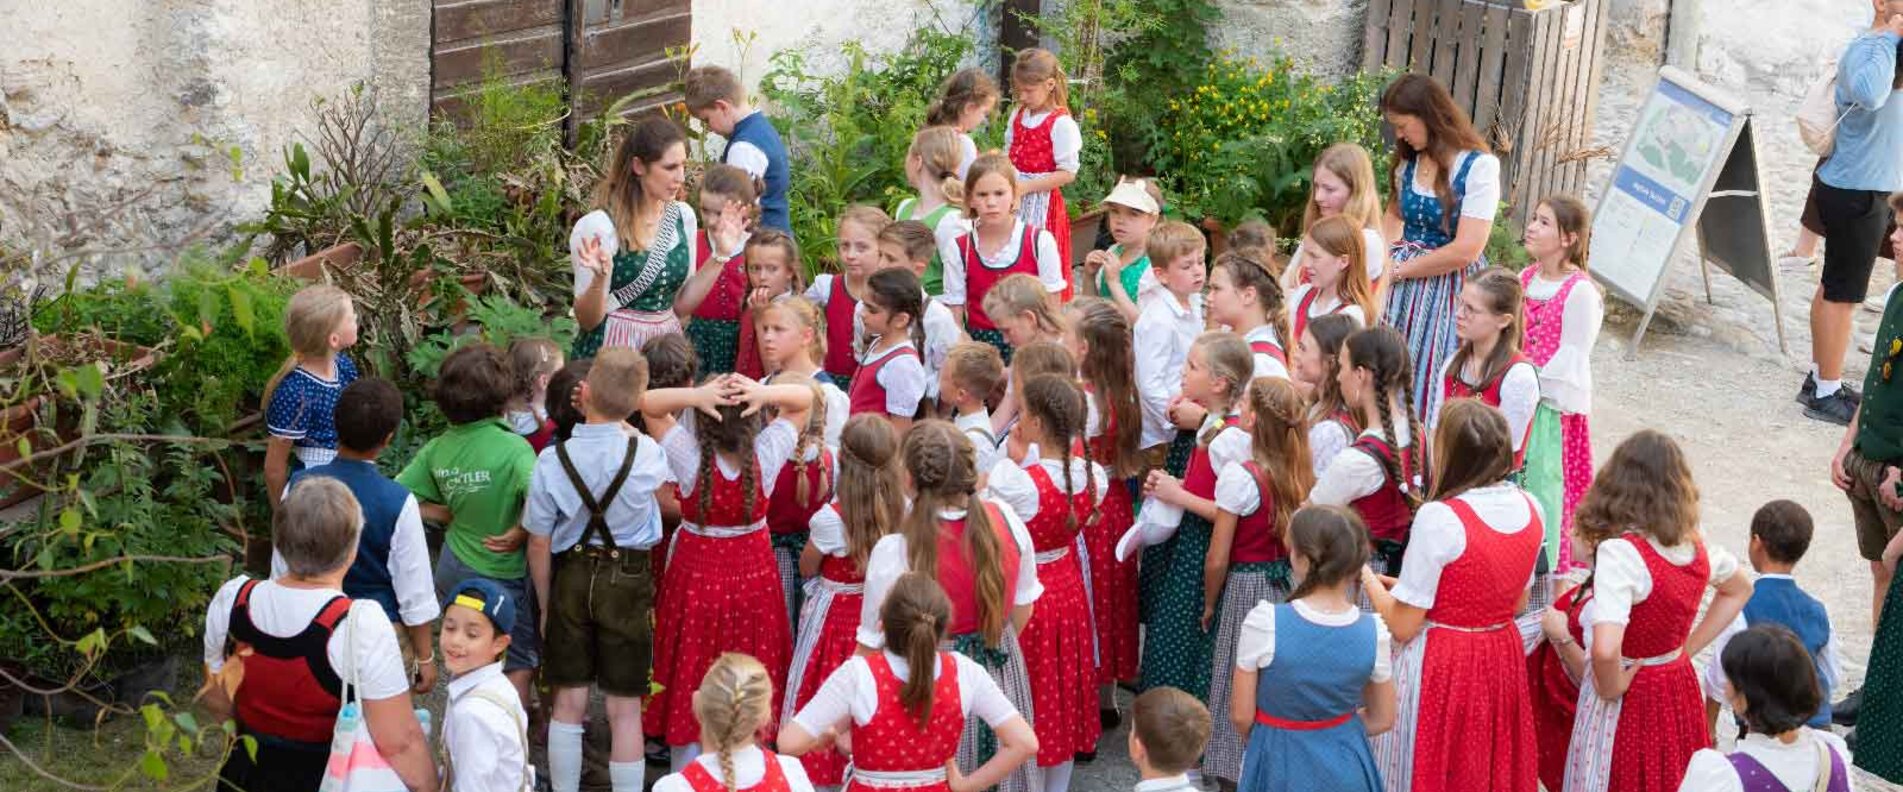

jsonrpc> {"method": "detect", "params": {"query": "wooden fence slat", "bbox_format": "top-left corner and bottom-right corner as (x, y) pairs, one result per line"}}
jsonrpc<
(433, 26), (563, 88)
(1474, 2), (1510, 134)
(1521, 10), (1560, 215)
(1451, 0), (1486, 110)
(1552, 2), (1586, 202)
(1385, 0), (1414, 69)
(1495, 9), (1533, 187)
(432, 69), (565, 117)
(434, 0), (563, 43)
(576, 56), (680, 117)
(1364, 0), (1395, 71)
(1575, 0), (1610, 198)
(1408, 0), (1438, 72)
(1430, 0), (1463, 87)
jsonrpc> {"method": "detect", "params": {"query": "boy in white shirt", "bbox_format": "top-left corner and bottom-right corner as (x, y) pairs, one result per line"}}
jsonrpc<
(1132, 221), (1210, 471)
(939, 341), (1006, 477)
(1129, 687), (1210, 792)
(441, 578), (532, 792)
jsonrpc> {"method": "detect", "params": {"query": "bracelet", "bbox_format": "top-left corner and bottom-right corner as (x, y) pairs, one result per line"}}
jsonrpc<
(415, 654), (435, 665)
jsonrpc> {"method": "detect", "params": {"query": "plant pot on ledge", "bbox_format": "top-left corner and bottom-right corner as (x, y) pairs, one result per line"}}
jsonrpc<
(276, 242), (491, 323)
(1068, 208), (1106, 271)
(0, 336), (160, 510)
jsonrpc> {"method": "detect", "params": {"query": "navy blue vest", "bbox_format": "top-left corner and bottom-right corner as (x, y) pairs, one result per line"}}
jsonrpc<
(1742, 577), (1833, 727)
(726, 111), (790, 233)
(289, 458), (410, 621)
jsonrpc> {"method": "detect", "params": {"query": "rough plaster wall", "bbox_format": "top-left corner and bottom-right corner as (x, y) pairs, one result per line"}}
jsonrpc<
(692, 0), (993, 93)
(1587, 0), (1872, 251)
(0, 0), (430, 279)
(1212, 0), (1372, 80)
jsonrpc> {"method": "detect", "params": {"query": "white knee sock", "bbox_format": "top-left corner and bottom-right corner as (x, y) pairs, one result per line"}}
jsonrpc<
(549, 721), (585, 792)
(1043, 760), (1074, 792)
(670, 742), (702, 774)
(609, 760), (644, 792)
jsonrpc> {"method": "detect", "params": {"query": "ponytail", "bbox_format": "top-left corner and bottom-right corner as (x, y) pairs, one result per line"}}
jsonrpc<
(882, 573), (954, 727)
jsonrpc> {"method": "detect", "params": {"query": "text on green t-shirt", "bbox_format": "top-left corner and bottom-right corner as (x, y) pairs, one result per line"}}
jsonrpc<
(396, 418), (537, 579)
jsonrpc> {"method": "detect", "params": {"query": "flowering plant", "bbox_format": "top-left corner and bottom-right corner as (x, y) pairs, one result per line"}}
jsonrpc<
(1145, 52), (1389, 231)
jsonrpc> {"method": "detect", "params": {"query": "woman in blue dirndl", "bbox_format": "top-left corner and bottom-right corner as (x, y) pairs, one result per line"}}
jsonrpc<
(1379, 74), (1503, 419)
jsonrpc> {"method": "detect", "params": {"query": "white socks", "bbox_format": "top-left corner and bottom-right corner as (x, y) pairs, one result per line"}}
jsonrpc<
(549, 721), (584, 792)
(1043, 760), (1074, 792)
(670, 742), (703, 774)
(609, 761), (644, 792)
(1819, 378), (1843, 398)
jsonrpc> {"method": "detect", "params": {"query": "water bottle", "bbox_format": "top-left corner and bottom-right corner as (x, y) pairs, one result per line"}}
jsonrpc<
(415, 707), (433, 740)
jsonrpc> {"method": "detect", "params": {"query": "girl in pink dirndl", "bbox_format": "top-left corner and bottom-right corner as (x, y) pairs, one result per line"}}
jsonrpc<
(1364, 400), (1543, 792)
(1518, 196), (1604, 572)
(639, 375), (815, 760)
(1562, 431), (1751, 792)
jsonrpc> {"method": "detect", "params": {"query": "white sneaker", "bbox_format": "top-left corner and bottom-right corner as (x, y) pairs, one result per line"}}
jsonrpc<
(1866, 294), (1888, 314)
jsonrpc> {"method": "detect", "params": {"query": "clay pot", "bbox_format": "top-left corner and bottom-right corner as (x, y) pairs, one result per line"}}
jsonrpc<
(0, 338), (160, 509)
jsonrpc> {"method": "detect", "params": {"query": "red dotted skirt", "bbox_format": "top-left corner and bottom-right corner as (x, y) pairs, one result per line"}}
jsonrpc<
(1083, 482), (1139, 684)
(643, 528), (792, 745)
(1016, 547), (1101, 765)
(785, 583), (861, 785)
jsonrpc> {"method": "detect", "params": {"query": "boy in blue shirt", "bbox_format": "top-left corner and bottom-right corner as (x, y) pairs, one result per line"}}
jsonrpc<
(1705, 500), (1840, 731)
(280, 377), (439, 694)
(684, 64), (790, 234)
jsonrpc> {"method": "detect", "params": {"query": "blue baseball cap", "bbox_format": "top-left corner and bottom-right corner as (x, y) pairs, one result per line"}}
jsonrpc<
(445, 578), (516, 635)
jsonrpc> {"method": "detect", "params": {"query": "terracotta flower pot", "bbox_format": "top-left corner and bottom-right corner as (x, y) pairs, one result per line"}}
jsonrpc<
(275, 242), (365, 282)
(1069, 208), (1106, 270)
(0, 337), (160, 509)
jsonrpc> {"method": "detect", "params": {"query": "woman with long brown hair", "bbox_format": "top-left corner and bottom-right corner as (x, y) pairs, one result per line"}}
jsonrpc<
(1378, 73), (1502, 420)
(569, 116), (696, 357)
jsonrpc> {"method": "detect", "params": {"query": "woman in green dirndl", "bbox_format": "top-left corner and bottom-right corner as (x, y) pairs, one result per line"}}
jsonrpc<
(570, 117), (698, 360)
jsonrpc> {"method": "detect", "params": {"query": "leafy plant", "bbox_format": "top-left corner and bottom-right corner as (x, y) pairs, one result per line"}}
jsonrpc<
(1027, 0), (1160, 211)
(407, 294), (578, 379)
(1143, 52), (1389, 230)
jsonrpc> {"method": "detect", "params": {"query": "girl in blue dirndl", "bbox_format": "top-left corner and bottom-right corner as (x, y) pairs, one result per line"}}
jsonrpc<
(1379, 75), (1502, 417)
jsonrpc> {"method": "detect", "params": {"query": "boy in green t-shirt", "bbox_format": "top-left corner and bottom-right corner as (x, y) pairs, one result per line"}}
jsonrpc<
(399, 343), (540, 703)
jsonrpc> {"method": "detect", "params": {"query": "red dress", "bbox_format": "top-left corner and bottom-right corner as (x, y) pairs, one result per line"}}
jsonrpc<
(848, 344), (922, 417)
(957, 226), (1043, 331)
(1008, 108), (1073, 300)
(1292, 285), (1352, 344)
(1596, 537), (1713, 792)
(680, 752), (792, 791)
(1440, 353), (1535, 467)
(1082, 391), (1139, 684)
(1013, 464), (1101, 765)
(1407, 494), (1541, 792)
(822, 277), (860, 384)
(1529, 584), (1590, 792)
(787, 548), (864, 786)
(937, 503), (1022, 637)
(644, 459), (793, 746)
(848, 652), (966, 792)
(1346, 434), (1414, 570)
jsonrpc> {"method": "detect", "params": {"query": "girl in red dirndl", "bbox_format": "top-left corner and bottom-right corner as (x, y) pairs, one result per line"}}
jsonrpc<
(1005, 49), (1078, 301)
(985, 374), (1105, 781)
(651, 653), (814, 792)
(1530, 577), (1591, 792)
(1363, 400), (1542, 792)
(779, 415), (904, 788)
(1064, 298), (1143, 689)
(640, 374), (815, 761)
(1561, 431), (1752, 792)
(780, 574), (1037, 792)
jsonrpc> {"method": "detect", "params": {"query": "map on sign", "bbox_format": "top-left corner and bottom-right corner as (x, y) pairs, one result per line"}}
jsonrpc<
(1590, 69), (1738, 310)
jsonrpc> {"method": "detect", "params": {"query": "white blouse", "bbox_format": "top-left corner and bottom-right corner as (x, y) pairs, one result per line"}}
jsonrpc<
(1676, 731), (1850, 792)
(807, 503), (849, 557)
(1132, 292), (1207, 448)
(1583, 536), (1741, 628)
(858, 340), (927, 418)
(1309, 425), (1415, 507)
(568, 204), (700, 302)
(1288, 283), (1369, 330)
(1429, 357), (1540, 453)
(1394, 151), (1502, 222)
(1002, 109), (1082, 173)
(1523, 271), (1604, 416)
(651, 745), (814, 792)
(937, 220), (1067, 307)
(1235, 598), (1393, 682)
(856, 502), (1043, 649)
(1241, 325), (1292, 381)
(1214, 460), (1267, 517)
(660, 416), (799, 500)
(984, 455), (1109, 524)
(1390, 483), (1542, 610)
(791, 651), (1020, 739)
(1306, 415), (1355, 483)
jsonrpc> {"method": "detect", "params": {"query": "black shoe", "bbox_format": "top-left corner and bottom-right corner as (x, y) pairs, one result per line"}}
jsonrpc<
(1835, 687), (1863, 727)
(1798, 373), (1817, 405)
(645, 739), (669, 766)
(1846, 382), (1864, 405)
(1075, 750), (1097, 764)
(1101, 707), (1121, 731)
(1805, 388), (1859, 426)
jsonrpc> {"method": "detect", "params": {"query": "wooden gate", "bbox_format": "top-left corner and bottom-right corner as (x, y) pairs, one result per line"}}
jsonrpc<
(1363, 0), (1609, 230)
(431, 0), (691, 130)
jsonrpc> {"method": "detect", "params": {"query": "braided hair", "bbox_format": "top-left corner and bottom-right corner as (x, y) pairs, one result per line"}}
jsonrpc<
(770, 373), (832, 509)
(690, 653), (773, 792)
(836, 414), (904, 571)
(694, 400), (762, 523)
(1344, 326), (1423, 512)
(1019, 374), (1096, 534)
(1245, 377), (1315, 536)
(900, 421), (1009, 646)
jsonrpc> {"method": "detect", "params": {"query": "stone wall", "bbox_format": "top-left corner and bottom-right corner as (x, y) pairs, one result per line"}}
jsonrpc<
(692, 0), (993, 97)
(1213, 0), (1372, 80)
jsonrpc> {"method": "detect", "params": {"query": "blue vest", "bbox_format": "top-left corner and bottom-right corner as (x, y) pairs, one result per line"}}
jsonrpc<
(289, 458), (410, 621)
(1742, 577), (1833, 727)
(726, 111), (790, 233)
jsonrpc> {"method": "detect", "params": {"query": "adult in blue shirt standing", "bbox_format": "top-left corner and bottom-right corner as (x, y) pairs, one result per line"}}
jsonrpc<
(685, 65), (791, 234)
(1801, 0), (1903, 426)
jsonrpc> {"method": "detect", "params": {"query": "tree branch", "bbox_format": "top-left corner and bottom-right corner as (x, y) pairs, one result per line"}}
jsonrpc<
(1, 553), (230, 581)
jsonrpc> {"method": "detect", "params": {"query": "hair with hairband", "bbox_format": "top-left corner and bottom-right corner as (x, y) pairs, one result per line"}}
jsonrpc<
(1245, 376), (1315, 537)
(834, 414), (904, 570)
